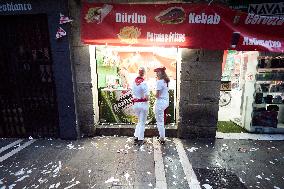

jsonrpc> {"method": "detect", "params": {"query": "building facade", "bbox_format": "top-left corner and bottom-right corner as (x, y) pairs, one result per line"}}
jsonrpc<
(0, 0), (78, 139)
(0, 0), (282, 139)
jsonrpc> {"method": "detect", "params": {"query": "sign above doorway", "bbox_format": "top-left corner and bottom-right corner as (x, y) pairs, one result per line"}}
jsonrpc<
(81, 3), (284, 52)
(0, 2), (32, 12)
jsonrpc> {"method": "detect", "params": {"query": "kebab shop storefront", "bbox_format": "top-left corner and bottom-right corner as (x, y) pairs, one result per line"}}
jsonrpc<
(81, 2), (284, 133)
(94, 46), (177, 124)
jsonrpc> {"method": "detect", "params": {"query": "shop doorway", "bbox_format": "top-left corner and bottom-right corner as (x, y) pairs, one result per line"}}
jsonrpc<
(218, 50), (284, 133)
(0, 14), (59, 138)
(218, 50), (257, 132)
(90, 45), (178, 126)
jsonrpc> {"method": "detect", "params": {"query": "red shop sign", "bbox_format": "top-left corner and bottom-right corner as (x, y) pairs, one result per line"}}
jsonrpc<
(81, 3), (284, 52)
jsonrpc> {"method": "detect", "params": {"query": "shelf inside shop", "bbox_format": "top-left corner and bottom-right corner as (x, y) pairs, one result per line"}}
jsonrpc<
(257, 68), (284, 72)
(253, 103), (284, 108)
(261, 92), (284, 94)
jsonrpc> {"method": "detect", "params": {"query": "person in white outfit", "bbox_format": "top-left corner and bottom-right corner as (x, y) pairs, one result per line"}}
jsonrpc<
(132, 67), (149, 145)
(154, 67), (169, 144)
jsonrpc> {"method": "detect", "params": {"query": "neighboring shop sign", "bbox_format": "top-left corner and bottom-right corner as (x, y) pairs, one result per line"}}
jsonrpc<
(0, 2), (32, 12)
(248, 2), (284, 16)
(220, 81), (232, 91)
(81, 3), (284, 52)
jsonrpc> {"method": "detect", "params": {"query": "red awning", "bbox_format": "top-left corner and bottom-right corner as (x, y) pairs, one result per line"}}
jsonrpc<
(81, 3), (284, 52)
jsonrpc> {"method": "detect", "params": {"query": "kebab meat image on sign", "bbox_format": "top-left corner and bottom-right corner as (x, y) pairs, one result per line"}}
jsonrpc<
(84, 4), (113, 24)
(155, 7), (185, 24)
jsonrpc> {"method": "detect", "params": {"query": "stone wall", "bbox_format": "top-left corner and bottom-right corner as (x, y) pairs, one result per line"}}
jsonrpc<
(0, 0), (79, 139)
(177, 49), (223, 138)
(69, 0), (96, 136)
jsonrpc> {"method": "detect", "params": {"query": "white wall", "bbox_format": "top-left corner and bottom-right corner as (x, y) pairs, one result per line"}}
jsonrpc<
(89, 45), (100, 123)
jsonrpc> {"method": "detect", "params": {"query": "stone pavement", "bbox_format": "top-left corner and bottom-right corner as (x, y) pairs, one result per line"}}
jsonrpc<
(0, 136), (284, 189)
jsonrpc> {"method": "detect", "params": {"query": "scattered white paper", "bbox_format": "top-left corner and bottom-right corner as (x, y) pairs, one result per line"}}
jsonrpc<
(15, 175), (29, 182)
(139, 145), (145, 151)
(250, 148), (259, 152)
(66, 178), (75, 184)
(124, 144), (131, 150)
(9, 184), (16, 189)
(269, 161), (275, 165)
(38, 178), (48, 184)
(147, 172), (151, 175)
(256, 175), (262, 179)
(53, 161), (62, 175)
(148, 183), (153, 187)
(124, 173), (130, 180)
(55, 182), (60, 188)
(274, 186), (280, 189)
(202, 184), (213, 189)
(105, 177), (119, 183)
(216, 163), (221, 167)
(187, 147), (198, 152)
(265, 178), (271, 181)
(67, 144), (75, 149)
(15, 168), (25, 176)
(64, 181), (80, 189)
(126, 138), (132, 143)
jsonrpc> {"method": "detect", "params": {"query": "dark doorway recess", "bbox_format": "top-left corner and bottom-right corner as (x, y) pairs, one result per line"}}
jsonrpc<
(0, 14), (59, 138)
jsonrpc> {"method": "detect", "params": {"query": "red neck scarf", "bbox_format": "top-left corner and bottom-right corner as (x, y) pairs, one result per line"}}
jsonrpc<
(135, 77), (144, 85)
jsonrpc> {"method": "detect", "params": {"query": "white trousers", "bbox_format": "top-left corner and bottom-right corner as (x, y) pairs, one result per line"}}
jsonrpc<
(154, 99), (169, 139)
(133, 102), (149, 140)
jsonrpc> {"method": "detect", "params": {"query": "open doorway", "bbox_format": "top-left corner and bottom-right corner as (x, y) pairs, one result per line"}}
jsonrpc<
(218, 50), (258, 133)
(89, 45), (179, 126)
(218, 50), (284, 134)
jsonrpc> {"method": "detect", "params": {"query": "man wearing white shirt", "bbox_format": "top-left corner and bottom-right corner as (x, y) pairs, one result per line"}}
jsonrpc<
(131, 67), (149, 145)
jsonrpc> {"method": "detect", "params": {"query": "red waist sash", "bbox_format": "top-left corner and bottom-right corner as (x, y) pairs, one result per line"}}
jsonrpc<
(132, 98), (148, 103)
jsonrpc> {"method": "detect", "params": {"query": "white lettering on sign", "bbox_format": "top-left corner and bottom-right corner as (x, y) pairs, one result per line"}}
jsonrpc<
(116, 12), (146, 23)
(146, 32), (185, 43)
(0, 2), (32, 12)
(245, 14), (284, 26)
(243, 37), (281, 48)
(248, 3), (284, 16)
(188, 12), (220, 24)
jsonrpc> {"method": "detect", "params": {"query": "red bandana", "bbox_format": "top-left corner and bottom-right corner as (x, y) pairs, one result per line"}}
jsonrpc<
(154, 67), (166, 72)
(135, 77), (144, 85)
